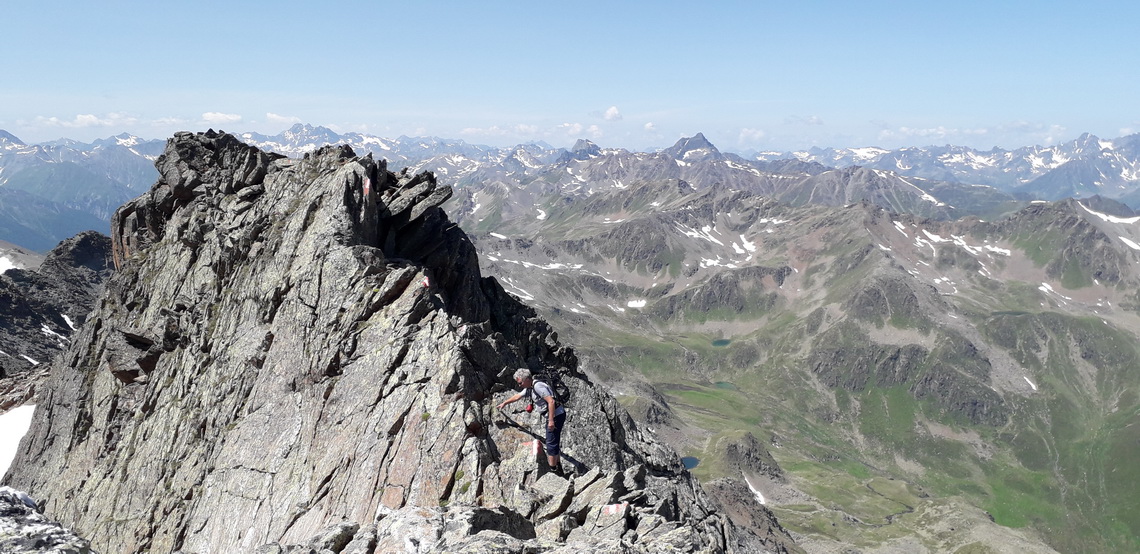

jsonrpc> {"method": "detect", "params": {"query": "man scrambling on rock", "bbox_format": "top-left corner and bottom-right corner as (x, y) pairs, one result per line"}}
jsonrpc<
(497, 367), (567, 476)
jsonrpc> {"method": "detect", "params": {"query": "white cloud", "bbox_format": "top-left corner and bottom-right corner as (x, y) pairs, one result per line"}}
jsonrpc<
(1041, 124), (1067, 145)
(459, 124), (540, 137)
(266, 112), (301, 125)
(588, 124), (603, 139)
(785, 115), (824, 126)
(644, 122), (656, 132)
(994, 121), (1067, 145)
(461, 125), (508, 136)
(878, 125), (990, 143)
(1000, 120), (1044, 133)
(152, 116), (190, 126)
(558, 122), (584, 135)
(604, 106), (622, 121)
(1121, 127), (1135, 136)
(35, 112), (138, 129)
(201, 112), (243, 125)
(738, 128), (766, 143)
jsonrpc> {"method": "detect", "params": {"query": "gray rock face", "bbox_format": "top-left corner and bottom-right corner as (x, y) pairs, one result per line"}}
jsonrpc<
(3, 131), (762, 553)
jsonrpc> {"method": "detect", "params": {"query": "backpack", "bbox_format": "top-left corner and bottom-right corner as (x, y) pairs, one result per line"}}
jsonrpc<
(532, 369), (572, 409)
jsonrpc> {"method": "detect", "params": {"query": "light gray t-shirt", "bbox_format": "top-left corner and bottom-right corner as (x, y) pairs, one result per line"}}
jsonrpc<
(528, 381), (566, 416)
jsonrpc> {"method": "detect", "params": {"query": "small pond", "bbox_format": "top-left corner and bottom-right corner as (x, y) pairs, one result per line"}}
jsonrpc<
(711, 339), (732, 347)
(681, 456), (701, 470)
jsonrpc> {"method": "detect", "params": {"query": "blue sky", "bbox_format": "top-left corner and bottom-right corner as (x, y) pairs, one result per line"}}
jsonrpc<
(2, 1), (1137, 152)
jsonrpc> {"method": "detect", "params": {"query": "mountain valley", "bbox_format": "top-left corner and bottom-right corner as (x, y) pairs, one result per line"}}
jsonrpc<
(442, 145), (1140, 552)
(2, 127), (1140, 552)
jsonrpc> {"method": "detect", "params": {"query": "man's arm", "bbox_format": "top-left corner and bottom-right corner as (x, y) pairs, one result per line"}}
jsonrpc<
(544, 395), (557, 429)
(497, 391), (524, 410)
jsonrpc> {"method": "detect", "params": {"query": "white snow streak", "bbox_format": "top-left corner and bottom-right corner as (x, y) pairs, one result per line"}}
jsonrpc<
(62, 315), (76, 330)
(501, 278), (534, 301)
(743, 475), (766, 505)
(739, 234), (757, 252)
(700, 257), (738, 269)
(675, 223), (725, 246)
(627, 299), (647, 308)
(491, 257), (585, 272)
(1023, 377), (1038, 391)
(490, 232), (507, 239)
(536, 209), (547, 220)
(1079, 203), (1140, 224)
(41, 325), (66, 342)
(1039, 282), (1073, 301)
(921, 229), (950, 243)
(20, 355), (39, 365)
(0, 256), (16, 273)
(1118, 236), (1140, 250)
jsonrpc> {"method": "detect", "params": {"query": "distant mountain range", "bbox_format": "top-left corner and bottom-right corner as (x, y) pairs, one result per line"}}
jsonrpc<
(0, 131), (162, 251)
(2, 124), (1140, 252)
(754, 132), (1140, 204)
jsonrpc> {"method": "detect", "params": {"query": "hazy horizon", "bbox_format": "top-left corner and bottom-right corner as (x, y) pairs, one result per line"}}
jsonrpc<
(3, 122), (1138, 158)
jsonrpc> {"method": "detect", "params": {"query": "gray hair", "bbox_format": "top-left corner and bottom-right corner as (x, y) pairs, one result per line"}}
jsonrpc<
(513, 367), (532, 381)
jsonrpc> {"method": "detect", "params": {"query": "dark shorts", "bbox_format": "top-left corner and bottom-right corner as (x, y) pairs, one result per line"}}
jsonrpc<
(545, 412), (567, 456)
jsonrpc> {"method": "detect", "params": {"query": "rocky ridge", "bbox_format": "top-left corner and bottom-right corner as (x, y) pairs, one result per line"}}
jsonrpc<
(0, 231), (113, 409)
(2, 131), (795, 553)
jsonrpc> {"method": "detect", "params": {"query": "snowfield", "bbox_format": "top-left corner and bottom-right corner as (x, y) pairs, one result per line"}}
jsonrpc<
(0, 405), (36, 477)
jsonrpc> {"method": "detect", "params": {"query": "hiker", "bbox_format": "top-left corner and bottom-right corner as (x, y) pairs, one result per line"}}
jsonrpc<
(497, 367), (567, 475)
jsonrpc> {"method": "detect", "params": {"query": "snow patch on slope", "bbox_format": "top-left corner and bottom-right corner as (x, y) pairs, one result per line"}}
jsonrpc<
(1078, 202), (1140, 224)
(0, 404), (36, 477)
(743, 474), (766, 505)
(675, 224), (725, 246)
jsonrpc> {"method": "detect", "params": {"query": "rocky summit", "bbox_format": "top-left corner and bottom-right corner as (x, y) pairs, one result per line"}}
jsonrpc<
(2, 131), (795, 553)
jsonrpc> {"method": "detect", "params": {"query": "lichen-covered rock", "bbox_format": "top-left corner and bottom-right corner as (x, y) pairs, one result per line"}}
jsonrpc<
(3, 132), (773, 553)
